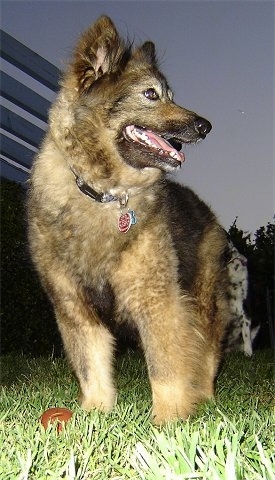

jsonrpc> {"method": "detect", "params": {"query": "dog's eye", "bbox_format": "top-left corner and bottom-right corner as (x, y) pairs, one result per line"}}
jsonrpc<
(144, 88), (159, 100)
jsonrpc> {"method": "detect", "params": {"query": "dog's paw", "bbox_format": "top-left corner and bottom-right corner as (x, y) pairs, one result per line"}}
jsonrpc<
(79, 388), (117, 413)
(151, 380), (195, 424)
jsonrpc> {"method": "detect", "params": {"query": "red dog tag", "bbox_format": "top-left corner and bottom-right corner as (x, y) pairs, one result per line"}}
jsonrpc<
(118, 212), (132, 233)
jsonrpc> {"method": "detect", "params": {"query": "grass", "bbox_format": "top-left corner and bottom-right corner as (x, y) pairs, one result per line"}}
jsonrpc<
(0, 350), (274, 479)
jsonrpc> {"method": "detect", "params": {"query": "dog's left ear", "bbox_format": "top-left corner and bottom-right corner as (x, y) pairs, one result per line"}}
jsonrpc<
(72, 16), (129, 93)
(133, 41), (158, 66)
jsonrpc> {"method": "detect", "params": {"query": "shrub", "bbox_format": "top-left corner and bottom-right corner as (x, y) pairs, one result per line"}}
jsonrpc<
(1, 178), (62, 356)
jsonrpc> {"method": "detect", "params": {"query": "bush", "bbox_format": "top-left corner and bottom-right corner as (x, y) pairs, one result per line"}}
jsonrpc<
(1, 178), (62, 356)
(228, 219), (274, 348)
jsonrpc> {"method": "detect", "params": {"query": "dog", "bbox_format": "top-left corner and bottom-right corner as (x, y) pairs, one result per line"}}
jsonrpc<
(225, 241), (259, 356)
(28, 16), (232, 424)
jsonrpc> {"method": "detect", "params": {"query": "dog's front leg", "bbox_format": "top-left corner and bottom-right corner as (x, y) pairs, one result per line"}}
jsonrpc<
(139, 297), (207, 424)
(46, 271), (117, 412)
(112, 233), (208, 424)
(120, 287), (206, 424)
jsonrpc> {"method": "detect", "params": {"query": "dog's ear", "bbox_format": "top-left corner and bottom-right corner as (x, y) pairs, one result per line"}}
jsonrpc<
(72, 16), (129, 92)
(133, 41), (158, 66)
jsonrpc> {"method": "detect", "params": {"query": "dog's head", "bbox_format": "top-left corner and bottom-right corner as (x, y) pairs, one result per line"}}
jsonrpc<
(52, 16), (211, 188)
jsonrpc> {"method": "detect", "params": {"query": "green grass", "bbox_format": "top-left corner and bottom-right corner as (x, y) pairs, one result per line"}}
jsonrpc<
(0, 350), (274, 479)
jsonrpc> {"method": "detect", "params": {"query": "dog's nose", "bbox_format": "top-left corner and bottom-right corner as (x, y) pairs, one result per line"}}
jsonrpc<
(194, 117), (212, 138)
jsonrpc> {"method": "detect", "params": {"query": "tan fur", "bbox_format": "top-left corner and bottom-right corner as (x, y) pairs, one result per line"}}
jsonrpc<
(28, 16), (231, 424)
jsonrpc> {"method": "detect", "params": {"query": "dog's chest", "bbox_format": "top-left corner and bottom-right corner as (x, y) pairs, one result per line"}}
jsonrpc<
(58, 201), (134, 275)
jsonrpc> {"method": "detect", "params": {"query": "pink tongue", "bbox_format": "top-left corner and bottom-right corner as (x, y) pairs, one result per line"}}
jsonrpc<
(143, 129), (184, 162)
(145, 130), (176, 152)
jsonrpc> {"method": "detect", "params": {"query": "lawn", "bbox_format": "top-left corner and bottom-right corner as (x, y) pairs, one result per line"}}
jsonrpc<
(0, 350), (274, 479)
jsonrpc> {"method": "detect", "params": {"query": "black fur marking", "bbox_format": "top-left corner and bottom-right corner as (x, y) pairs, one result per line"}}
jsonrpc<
(163, 181), (215, 291)
(84, 281), (115, 325)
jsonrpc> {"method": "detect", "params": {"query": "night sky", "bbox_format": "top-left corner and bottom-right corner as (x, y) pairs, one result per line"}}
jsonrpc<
(1, 0), (274, 234)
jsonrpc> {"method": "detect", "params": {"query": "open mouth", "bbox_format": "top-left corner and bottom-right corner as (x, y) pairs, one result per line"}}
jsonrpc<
(123, 125), (185, 164)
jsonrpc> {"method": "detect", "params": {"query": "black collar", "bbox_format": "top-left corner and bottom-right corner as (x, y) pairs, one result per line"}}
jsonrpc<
(75, 176), (118, 203)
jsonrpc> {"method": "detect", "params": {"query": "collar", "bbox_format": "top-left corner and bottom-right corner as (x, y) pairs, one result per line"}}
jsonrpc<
(71, 169), (129, 207)
(75, 176), (118, 203)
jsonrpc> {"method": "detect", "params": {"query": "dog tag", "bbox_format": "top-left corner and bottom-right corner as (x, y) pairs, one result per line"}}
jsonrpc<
(118, 212), (132, 233)
(118, 210), (137, 233)
(128, 210), (137, 225)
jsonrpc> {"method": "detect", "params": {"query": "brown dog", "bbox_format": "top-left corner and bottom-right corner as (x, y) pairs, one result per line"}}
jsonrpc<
(28, 16), (231, 424)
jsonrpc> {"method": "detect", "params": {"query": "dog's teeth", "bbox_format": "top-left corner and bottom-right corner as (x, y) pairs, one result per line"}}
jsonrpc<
(137, 133), (147, 141)
(135, 129), (148, 142)
(141, 133), (149, 141)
